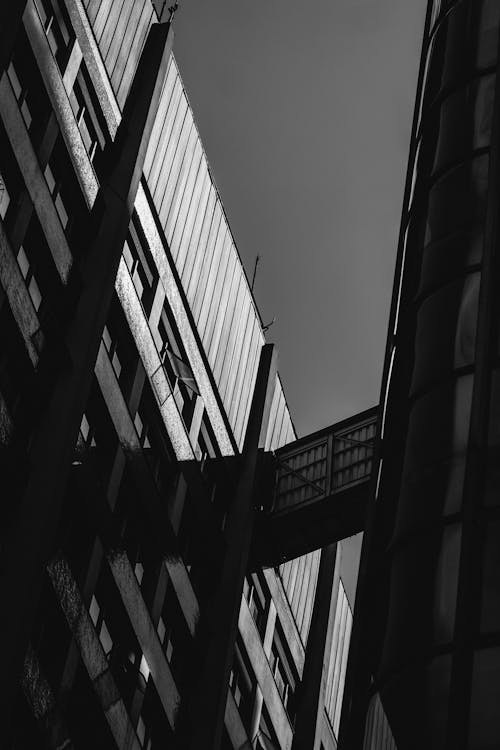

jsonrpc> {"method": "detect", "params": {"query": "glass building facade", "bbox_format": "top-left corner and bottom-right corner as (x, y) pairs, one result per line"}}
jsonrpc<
(340, 1), (500, 748)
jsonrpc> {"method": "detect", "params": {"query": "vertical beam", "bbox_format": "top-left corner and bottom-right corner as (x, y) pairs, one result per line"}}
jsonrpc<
(291, 544), (338, 750)
(0, 20), (174, 731)
(188, 343), (278, 750)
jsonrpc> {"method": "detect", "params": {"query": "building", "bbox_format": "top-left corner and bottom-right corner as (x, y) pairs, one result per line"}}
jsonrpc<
(339, 1), (500, 748)
(0, 2), (375, 749)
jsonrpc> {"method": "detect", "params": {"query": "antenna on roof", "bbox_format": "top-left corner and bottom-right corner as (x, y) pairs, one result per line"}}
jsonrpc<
(262, 316), (276, 333)
(168, 2), (179, 23)
(250, 254), (260, 292)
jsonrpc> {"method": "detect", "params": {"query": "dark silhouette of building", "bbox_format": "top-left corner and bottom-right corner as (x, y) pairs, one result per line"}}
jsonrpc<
(0, 2), (376, 749)
(339, 1), (500, 748)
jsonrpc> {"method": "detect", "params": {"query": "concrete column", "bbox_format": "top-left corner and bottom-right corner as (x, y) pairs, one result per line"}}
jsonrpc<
(291, 544), (338, 750)
(187, 344), (278, 750)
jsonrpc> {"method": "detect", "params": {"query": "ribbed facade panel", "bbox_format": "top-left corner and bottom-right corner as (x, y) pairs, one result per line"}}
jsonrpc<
(82, 0), (154, 108)
(143, 57), (270, 449)
(279, 550), (321, 646)
(325, 581), (352, 738)
(362, 695), (398, 750)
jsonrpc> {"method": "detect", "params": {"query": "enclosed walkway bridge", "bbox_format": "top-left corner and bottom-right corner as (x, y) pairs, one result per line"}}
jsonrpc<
(251, 406), (378, 569)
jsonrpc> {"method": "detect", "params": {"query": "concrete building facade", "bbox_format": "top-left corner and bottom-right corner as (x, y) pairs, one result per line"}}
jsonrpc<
(0, 2), (371, 748)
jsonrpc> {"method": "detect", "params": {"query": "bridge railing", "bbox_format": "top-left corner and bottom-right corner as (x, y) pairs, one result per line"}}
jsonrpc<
(272, 408), (377, 515)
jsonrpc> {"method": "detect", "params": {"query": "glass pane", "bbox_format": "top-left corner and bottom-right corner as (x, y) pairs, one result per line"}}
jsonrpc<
(476, 0), (500, 68)
(441, 4), (468, 92)
(473, 73), (496, 149)
(380, 655), (451, 749)
(411, 273), (479, 393)
(420, 227), (483, 295)
(469, 647), (500, 747)
(425, 155), (489, 246)
(481, 520), (500, 632)
(433, 86), (468, 173)
(403, 373), (473, 479)
(397, 456), (466, 534)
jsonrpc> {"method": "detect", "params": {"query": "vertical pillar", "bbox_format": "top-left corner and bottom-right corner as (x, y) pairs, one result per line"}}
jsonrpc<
(188, 344), (278, 750)
(0, 19), (174, 730)
(291, 544), (337, 750)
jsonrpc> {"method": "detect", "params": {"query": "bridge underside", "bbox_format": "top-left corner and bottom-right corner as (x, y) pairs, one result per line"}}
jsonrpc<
(250, 482), (370, 569)
(249, 406), (378, 570)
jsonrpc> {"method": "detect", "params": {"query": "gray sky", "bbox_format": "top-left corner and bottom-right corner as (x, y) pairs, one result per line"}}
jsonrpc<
(174, 0), (427, 437)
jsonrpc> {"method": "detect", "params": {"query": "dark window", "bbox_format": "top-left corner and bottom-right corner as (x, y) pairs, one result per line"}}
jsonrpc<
(136, 381), (177, 499)
(0, 303), (34, 421)
(157, 580), (192, 696)
(0, 120), (27, 232)
(269, 626), (297, 723)
(229, 641), (255, 733)
(244, 574), (268, 639)
(90, 564), (143, 710)
(154, 305), (199, 431)
(44, 136), (87, 248)
(123, 216), (158, 315)
(6, 28), (52, 147)
(34, 0), (74, 72)
(69, 66), (106, 166)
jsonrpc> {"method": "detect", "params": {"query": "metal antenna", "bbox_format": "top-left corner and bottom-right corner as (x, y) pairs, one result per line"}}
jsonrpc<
(167, 1), (179, 23)
(262, 316), (276, 333)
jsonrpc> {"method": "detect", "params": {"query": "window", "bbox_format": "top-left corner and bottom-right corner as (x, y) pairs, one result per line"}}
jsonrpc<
(123, 217), (157, 314)
(135, 382), (177, 498)
(89, 595), (113, 657)
(34, 0), (73, 72)
(7, 63), (32, 130)
(69, 68), (106, 164)
(43, 136), (87, 246)
(102, 325), (122, 379)
(44, 163), (69, 230)
(157, 582), (192, 695)
(0, 171), (10, 221)
(16, 246), (42, 311)
(136, 715), (152, 750)
(256, 706), (280, 750)
(244, 575), (268, 639)
(269, 628), (297, 722)
(6, 29), (52, 145)
(229, 641), (255, 733)
(0, 122), (26, 232)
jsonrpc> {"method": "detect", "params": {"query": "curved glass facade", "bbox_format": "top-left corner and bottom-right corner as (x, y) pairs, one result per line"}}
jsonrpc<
(350, 1), (500, 748)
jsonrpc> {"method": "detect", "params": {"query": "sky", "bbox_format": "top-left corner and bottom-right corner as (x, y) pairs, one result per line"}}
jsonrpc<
(173, 0), (427, 437)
